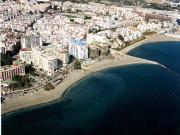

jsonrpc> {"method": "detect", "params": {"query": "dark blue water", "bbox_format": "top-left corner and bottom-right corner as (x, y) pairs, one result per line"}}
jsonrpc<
(2, 41), (180, 135)
(128, 41), (180, 76)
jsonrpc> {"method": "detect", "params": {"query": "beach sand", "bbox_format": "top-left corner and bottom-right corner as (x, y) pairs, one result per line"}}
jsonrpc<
(1, 34), (179, 115)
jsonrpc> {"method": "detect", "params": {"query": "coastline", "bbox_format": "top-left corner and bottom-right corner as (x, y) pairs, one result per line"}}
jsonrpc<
(121, 34), (180, 54)
(1, 34), (179, 115)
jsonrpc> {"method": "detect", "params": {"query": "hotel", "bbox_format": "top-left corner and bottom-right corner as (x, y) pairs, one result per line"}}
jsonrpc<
(0, 63), (25, 81)
(69, 39), (88, 60)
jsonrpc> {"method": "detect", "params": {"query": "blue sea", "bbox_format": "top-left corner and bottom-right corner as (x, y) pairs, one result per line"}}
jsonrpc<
(2, 41), (180, 135)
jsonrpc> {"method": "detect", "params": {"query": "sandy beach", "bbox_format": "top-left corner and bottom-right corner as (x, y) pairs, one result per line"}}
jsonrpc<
(1, 34), (179, 115)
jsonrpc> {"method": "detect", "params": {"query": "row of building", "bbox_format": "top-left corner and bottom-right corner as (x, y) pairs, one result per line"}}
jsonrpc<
(0, 61), (25, 81)
(1, 0), (179, 81)
(19, 36), (69, 75)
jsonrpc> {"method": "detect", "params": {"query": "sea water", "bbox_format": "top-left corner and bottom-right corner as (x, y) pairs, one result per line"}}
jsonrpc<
(2, 41), (180, 135)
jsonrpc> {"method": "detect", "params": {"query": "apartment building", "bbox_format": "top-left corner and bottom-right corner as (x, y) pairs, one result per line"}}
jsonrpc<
(0, 64), (25, 81)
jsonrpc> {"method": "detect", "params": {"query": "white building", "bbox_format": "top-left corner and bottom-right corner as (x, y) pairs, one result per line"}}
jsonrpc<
(0, 42), (6, 54)
(31, 48), (59, 76)
(137, 22), (162, 32)
(69, 39), (88, 59)
(21, 35), (42, 48)
(20, 45), (69, 75)
(117, 27), (142, 42)
(19, 48), (32, 64)
(86, 33), (108, 44)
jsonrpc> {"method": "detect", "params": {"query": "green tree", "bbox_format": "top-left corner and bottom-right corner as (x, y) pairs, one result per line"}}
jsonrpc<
(11, 75), (31, 88)
(73, 60), (81, 70)
(44, 82), (54, 91)
(12, 75), (22, 82)
(1, 53), (13, 66)
(118, 35), (124, 42)
(25, 64), (35, 74)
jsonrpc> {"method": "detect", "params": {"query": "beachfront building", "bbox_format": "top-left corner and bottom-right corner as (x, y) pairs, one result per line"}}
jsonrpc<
(45, 46), (69, 65)
(0, 63), (25, 81)
(117, 27), (142, 42)
(88, 43), (109, 59)
(69, 39), (88, 59)
(137, 22), (162, 32)
(20, 46), (67, 75)
(20, 44), (70, 75)
(31, 48), (59, 76)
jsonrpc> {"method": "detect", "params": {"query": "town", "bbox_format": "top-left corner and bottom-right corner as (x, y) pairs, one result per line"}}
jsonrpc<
(0, 0), (180, 103)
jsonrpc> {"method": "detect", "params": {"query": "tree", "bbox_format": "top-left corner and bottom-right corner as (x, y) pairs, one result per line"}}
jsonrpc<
(70, 19), (74, 22)
(84, 16), (92, 20)
(12, 75), (22, 82)
(44, 82), (54, 91)
(73, 60), (81, 70)
(118, 35), (124, 42)
(11, 75), (31, 88)
(1, 53), (13, 66)
(25, 64), (35, 74)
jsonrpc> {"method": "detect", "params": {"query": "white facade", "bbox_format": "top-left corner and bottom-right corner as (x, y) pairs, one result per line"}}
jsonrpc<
(117, 27), (142, 42)
(86, 33), (108, 44)
(21, 36), (42, 48)
(137, 22), (162, 32)
(69, 39), (88, 59)
(19, 45), (70, 75)
(31, 48), (59, 76)
(0, 42), (6, 54)
(19, 49), (32, 64)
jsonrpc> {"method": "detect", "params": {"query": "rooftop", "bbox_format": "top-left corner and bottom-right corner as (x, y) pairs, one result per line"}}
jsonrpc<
(70, 39), (86, 46)
(20, 48), (32, 51)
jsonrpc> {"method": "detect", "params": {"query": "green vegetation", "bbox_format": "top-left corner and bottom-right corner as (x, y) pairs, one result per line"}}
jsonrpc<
(25, 64), (36, 75)
(114, 36), (146, 51)
(89, 45), (109, 59)
(1, 53), (13, 66)
(118, 35), (125, 42)
(70, 18), (74, 22)
(89, 28), (102, 34)
(144, 3), (175, 11)
(44, 82), (54, 91)
(84, 16), (92, 20)
(73, 60), (81, 70)
(10, 75), (31, 89)
(89, 48), (99, 59)
(143, 31), (156, 36)
(64, 14), (78, 18)
(125, 36), (146, 46)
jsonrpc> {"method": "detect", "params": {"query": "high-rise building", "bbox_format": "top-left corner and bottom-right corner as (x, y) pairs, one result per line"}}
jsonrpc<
(21, 35), (42, 49)
(31, 48), (59, 76)
(69, 39), (88, 59)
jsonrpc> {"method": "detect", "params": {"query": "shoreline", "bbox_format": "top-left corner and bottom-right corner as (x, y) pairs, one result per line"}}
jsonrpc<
(2, 34), (179, 115)
(121, 34), (180, 54)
